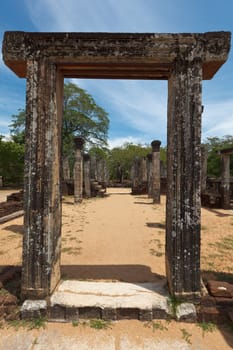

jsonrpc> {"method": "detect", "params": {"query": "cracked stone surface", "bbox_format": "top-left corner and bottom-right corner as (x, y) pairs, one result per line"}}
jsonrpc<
(51, 280), (170, 311)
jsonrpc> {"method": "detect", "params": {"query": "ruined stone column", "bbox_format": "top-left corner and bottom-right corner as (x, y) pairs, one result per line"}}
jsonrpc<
(166, 58), (202, 297)
(22, 59), (63, 298)
(147, 154), (153, 198)
(83, 154), (91, 198)
(141, 157), (147, 183)
(131, 157), (140, 194)
(220, 153), (231, 209)
(73, 137), (84, 204)
(62, 156), (70, 181)
(151, 140), (161, 203)
(90, 156), (97, 180)
(201, 145), (208, 194)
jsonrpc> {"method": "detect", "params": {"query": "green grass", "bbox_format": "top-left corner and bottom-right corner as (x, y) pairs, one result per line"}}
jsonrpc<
(144, 321), (168, 332)
(72, 320), (79, 327)
(89, 319), (111, 330)
(197, 322), (216, 337)
(168, 296), (183, 317)
(7, 317), (47, 330)
(62, 246), (82, 255)
(71, 319), (111, 330)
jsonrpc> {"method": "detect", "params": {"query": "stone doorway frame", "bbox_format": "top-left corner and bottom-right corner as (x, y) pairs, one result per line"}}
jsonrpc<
(2, 31), (231, 299)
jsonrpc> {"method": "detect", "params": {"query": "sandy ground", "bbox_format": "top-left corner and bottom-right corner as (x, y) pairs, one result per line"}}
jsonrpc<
(0, 187), (233, 349)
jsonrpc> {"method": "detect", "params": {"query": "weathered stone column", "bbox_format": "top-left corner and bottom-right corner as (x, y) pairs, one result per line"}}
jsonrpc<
(73, 137), (85, 204)
(83, 154), (91, 198)
(22, 59), (63, 298)
(141, 157), (147, 183)
(220, 153), (231, 209)
(147, 154), (153, 198)
(166, 58), (202, 297)
(62, 156), (70, 181)
(151, 140), (161, 203)
(201, 145), (208, 194)
(131, 157), (140, 194)
(90, 155), (97, 180)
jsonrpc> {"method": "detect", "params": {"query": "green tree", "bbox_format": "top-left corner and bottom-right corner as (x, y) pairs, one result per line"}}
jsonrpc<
(0, 139), (24, 185)
(203, 135), (233, 177)
(62, 82), (109, 155)
(107, 143), (167, 182)
(10, 109), (26, 145)
(10, 82), (109, 156)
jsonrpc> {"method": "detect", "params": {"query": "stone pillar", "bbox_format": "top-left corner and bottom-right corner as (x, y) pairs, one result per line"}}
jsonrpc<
(90, 156), (97, 180)
(73, 137), (85, 204)
(151, 140), (161, 203)
(22, 59), (63, 298)
(201, 145), (208, 194)
(131, 157), (140, 194)
(220, 154), (231, 209)
(62, 156), (70, 181)
(166, 58), (202, 297)
(83, 154), (91, 198)
(147, 154), (153, 198)
(142, 157), (147, 183)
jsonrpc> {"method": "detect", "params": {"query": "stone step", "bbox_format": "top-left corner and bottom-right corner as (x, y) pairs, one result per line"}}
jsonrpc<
(22, 280), (171, 322)
(21, 281), (199, 323)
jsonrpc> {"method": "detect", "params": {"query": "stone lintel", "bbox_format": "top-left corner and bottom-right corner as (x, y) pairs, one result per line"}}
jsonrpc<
(2, 31), (231, 80)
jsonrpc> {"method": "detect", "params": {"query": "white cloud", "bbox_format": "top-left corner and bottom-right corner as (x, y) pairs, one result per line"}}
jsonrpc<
(72, 78), (167, 143)
(202, 99), (233, 140)
(108, 135), (148, 149)
(25, 0), (165, 32)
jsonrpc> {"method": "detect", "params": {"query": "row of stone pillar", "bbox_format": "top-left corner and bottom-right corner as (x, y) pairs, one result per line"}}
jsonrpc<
(131, 140), (162, 203)
(63, 137), (108, 204)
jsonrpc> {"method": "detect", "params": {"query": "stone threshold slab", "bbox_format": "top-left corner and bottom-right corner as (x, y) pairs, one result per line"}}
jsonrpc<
(21, 281), (197, 322)
(51, 280), (169, 310)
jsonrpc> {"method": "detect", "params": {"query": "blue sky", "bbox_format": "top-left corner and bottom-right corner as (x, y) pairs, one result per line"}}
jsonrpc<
(0, 0), (232, 148)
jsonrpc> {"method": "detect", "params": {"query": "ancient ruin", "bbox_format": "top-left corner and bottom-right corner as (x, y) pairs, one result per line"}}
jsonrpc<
(201, 146), (233, 209)
(220, 147), (233, 209)
(2, 31), (231, 299)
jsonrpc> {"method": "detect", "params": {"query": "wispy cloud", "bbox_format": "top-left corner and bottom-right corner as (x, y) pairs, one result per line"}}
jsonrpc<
(72, 78), (167, 143)
(24, 0), (165, 32)
(202, 99), (233, 140)
(108, 135), (148, 149)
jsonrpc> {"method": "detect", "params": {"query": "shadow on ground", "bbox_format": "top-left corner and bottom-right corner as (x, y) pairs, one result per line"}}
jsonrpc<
(203, 207), (232, 217)
(2, 224), (24, 234)
(146, 222), (166, 229)
(61, 264), (166, 284)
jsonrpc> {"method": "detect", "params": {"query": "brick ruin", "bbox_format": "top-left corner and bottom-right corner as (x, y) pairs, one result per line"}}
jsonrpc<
(2, 31), (231, 299)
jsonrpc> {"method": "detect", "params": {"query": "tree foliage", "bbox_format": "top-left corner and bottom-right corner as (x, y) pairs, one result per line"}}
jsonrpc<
(107, 143), (167, 182)
(10, 82), (109, 156)
(62, 82), (109, 155)
(203, 135), (233, 177)
(0, 138), (24, 185)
